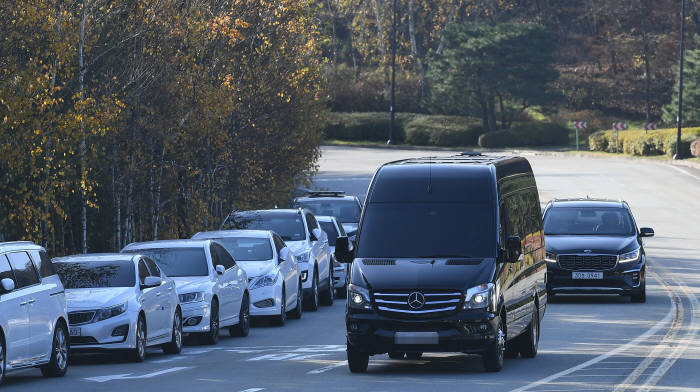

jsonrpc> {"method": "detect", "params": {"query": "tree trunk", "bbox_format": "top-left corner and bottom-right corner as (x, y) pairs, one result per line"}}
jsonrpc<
(640, 0), (652, 123)
(436, 1), (458, 55)
(79, 0), (88, 254)
(407, 0), (427, 98)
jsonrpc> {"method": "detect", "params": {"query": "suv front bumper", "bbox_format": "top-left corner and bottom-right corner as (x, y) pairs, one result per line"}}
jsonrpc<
(547, 262), (645, 295)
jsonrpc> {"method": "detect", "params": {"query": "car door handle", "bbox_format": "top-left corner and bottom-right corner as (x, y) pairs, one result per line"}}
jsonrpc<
(20, 301), (28, 306)
(156, 292), (162, 296)
(27, 299), (35, 304)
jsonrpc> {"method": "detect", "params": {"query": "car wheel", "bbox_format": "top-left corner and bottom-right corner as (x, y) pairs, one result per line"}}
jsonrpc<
(304, 270), (319, 311)
(347, 342), (369, 373)
(0, 333), (5, 385)
(631, 277), (646, 303)
(519, 304), (539, 358)
(288, 280), (303, 319)
(405, 352), (423, 360)
(230, 293), (250, 337)
(162, 308), (183, 354)
(40, 322), (69, 377)
(388, 351), (405, 360)
(203, 300), (220, 345)
(482, 316), (505, 372)
(321, 267), (334, 306)
(273, 286), (287, 326)
(131, 316), (147, 362)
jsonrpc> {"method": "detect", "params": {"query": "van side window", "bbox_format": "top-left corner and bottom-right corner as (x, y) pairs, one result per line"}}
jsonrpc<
(6, 252), (40, 288)
(0, 255), (15, 284)
(29, 250), (56, 278)
(503, 194), (525, 239)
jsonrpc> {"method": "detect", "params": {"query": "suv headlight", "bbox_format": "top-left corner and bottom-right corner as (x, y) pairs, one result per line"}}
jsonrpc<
(179, 292), (205, 303)
(250, 273), (278, 290)
(348, 283), (371, 310)
(295, 251), (310, 263)
(463, 283), (497, 311)
(95, 303), (127, 322)
(545, 252), (557, 264)
(619, 248), (641, 263)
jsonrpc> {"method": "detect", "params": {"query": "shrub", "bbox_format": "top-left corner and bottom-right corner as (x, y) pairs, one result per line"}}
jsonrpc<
(691, 138), (700, 157)
(404, 115), (483, 147)
(587, 127), (700, 156)
(477, 122), (570, 148)
(322, 112), (417, 142)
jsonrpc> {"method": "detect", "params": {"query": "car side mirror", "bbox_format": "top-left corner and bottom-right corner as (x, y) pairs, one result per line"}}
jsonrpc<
(506, 235), (522, 263)
(1, 278), (15, 293)
(279, 247), (290, 264)
(215, 265), (225, 275)
(310, 228), (322, 242)
(142, 276), (161, 289)
(639, 227), (655, 238)
(334, 236), (355, 263)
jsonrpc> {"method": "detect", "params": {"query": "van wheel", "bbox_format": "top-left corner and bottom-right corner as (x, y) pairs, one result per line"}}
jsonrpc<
(631, 278), (646, 303)
(320, 267), (334, 306)
(131, 316), (147, 362)
(162, 309), (183, 354)
(482, 317), (505, 372)
(0, 333), (5, 384)
(519, 305), (539, 358)
(347, 343), (369, 373)
(230, 294), (250, 337)
(405, 352), (423, 360)
(40, 322), (69, 377)
(288, 280), (303, 319)
(388, 351), (405, 359)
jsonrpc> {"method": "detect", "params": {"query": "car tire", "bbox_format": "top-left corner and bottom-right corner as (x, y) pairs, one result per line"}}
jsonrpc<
(405, 352), (423, 360)
(320, 267), (334, 306)
(482, 316), (505, 372)
(336, 285), (347, 299)
(288, 280), (303, 319)
(304, 270), (319, 311)
(347, 343), (369, 373)
(631, 277), (646, 303)
(0, 333), (5, 385)
(131, 315), (147, 362)
(519, 304), (539, 358)
(202, 300), (220, 345)
(40, 322), (69, 377)
(162, 308), (183, 354)
(230, 293), (250, 337)
(273, 287), (287, 326)
(388, 351), (405, 360)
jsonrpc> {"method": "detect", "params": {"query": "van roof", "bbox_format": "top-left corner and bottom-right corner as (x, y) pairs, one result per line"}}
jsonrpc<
(385, 153), (513, 166)
(0, 241), (44, 254)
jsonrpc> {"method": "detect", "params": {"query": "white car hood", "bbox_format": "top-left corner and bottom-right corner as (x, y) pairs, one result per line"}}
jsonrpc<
(66, 287), (134, 310)
(285, 240), (310, 255)
(239, 261), (276, 279)
(172, 276), (212, 294)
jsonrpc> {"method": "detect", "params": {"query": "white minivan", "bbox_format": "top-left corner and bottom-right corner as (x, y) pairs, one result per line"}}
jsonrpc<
(0, 242), (69, 384)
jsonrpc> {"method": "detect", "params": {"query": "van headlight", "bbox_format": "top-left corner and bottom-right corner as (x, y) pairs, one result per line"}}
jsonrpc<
(463, 283), (497, 311)
(179, 292), (205, 303)
(545, 252), (557, 264)
(348, 283), (371, 310)
(95, 303), (127, 322)
(619, 248), (640, 263)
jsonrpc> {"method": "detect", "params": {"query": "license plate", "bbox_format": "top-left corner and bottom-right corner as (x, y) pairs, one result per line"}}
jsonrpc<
(394, 332), (439, 345)
(69, 327), (81, 336)
(572, 271), (603, 280)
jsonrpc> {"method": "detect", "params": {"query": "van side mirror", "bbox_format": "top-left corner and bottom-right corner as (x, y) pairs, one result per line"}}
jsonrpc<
(310, 228), (322, 242)
(142, 276), (161, 289)
(506, 235), (522, 263)
(334, 236), (354, 263)
(215, 265), (226, 275)
(1, 278), (15, 293)
(639, 227), (655, 238)
(279, 247), (290, 264)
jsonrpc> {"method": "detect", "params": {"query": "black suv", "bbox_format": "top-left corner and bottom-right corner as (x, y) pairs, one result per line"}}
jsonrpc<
(542, 198), (654, 302)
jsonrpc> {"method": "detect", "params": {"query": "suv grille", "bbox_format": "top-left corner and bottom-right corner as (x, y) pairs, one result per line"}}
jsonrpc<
(373, 290), (462, 318)
(362, 259), (396, 266)
(559, 255), (617, 271)
(68, 311), (95, 325)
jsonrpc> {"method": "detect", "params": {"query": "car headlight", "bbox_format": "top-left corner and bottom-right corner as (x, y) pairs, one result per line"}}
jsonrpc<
(95, 303), (127, 322)
(295, 251), (310, 263)
(545, 252), (557, 264)
(348, 283), (371, 310)
(463, 283), (497, 311)
(250, 273), (278, 290)
(619, 248), (641, 263)
(300, 269), (309, 282)
(179, 292), (205, 303)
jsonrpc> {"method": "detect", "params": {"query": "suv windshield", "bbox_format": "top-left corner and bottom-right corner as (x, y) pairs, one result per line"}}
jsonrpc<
(210, 237), (273, 261)
(228, 212), (306, 242)
(319, 221), (340, 246)
(55, 260), (136, 288)
(544, 207), (635, 236)
(123, 248), (209, 277)
(357, 202), (496, 258)
(296, 200), (361, 223)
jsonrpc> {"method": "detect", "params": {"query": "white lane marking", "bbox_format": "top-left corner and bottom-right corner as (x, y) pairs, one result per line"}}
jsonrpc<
(509, 273), (676, 392)
(669, 165), (700, 181)
(226, 349), (268, 354)
(183, 348), (221, 355)
(84, 367), (192, 383)
(239, 389), (264, 392)
(247, 353), (302, 361)
(307, 361), (348, 375)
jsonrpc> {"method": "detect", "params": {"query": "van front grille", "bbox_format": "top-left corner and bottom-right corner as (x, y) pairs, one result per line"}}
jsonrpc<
(559, 255), (617, 271)
(362, 259), (396, 266)
(373, 290), (463, 318)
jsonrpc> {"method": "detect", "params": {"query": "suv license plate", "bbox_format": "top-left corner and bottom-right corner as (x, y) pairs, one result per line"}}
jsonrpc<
(69, 327), (81, 336)
(394, 332), (438, 345)
(572, 272), (603, 280)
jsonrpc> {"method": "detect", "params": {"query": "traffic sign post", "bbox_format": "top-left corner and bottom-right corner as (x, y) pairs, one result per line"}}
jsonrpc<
(643, 122), (658, 131)
(611, 122), (627, 153)
(572, 121), (587, 151)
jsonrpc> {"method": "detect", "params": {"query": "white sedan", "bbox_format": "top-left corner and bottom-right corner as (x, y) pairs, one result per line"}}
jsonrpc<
(122, 240), (249, 344)
(316, 216), (349, 298)
(53, 254), (183, 362)
(192, 230), (302, 325)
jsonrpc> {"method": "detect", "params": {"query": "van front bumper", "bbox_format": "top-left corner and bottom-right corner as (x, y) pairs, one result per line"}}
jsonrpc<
(547, 264), (645, 296)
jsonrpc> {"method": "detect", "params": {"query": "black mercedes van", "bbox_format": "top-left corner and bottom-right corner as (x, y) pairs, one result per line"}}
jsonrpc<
(334, 154), (547, 372)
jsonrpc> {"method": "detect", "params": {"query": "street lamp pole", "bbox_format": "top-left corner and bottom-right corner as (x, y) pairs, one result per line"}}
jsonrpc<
(674, 0), (686, 160)
(388, 0), (397, 145)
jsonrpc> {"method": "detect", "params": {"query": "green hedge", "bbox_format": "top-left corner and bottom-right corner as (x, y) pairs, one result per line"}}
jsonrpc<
(588, 127), (700, 157)
(478, 122), (570, 148)
(323, 112), (418, 142)
(404, 115), (484, 146)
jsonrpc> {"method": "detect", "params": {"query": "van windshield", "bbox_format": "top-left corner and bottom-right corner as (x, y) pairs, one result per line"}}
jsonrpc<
(356, 202), (496, 258)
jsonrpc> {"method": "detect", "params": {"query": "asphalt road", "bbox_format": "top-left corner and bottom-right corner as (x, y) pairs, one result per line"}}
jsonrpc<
(3, 146), (700, 391)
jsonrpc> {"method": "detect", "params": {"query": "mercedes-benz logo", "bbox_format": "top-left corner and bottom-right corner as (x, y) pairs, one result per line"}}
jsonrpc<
(407, 292), (425, 310)
(584, 249), (593, 253)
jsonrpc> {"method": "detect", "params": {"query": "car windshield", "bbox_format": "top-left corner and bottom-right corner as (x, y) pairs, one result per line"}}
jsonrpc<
(123, 248), (208, 277)
(55, 260), (135, 289)
(210, 237), (273, 261)
(228, 213), (306, 242)
(544, 207), (636, 236)
(319, 221), (340, 246)
(296, 200), (361, 223)
(357, 202), (496, 258)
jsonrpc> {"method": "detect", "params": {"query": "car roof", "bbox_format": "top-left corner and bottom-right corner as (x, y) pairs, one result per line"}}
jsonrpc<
(315, 215), (338, 223)
(295, 192), (358, 202)
(122, 239), (212, 251)
(547, 198), (628, 209)
(0, 241), (45, 254)
(53, 253), (137, 263)
(193, 230), (272, 240)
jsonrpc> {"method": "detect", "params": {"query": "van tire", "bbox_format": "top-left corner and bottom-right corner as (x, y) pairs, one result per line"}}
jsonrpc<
(519, 305), (539, 358)
(347, 343), (369, 373)
(482, 317), (505, 372)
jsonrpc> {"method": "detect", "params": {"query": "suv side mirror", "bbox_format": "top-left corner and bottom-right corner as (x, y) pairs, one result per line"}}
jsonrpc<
(215, 265), (226, 275)
(334, 236), (355, 263)
(639, 227), (655, 238)
(142, 276), (161, 289)
(310, 228), (322, 242)
(279, 247), (290, 264)
(506, 235), (522, 263)
(1, 278), (15, 293)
